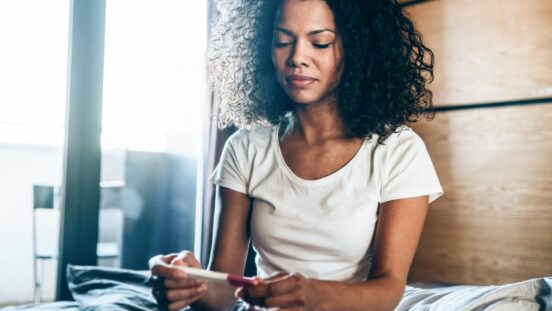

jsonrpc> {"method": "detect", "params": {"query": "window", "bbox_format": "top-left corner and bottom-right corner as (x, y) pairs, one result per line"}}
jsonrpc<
(0, 0), (69, 146)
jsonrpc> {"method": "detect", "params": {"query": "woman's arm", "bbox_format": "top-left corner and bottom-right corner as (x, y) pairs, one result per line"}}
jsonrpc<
(190, 186), (252, 311)
(319, 194), (429, 310)
(243, 195), (429, 311)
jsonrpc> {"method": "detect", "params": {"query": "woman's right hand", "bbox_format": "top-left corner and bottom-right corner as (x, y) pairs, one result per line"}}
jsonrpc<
(149, 251), (207, 311)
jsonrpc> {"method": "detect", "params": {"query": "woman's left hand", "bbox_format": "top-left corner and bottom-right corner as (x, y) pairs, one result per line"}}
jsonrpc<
(237, 272), (323, 310)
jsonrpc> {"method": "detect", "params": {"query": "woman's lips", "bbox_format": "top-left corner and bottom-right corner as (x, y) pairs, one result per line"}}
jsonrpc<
(286, 75), (316, 88)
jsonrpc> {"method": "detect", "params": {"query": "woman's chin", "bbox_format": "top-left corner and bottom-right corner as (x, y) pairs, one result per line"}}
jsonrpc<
(286, 93), (323, 105)
(288, 95), (338, 107)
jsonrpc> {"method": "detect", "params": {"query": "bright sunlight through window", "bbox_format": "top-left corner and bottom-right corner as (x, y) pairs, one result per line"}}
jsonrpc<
(0, 0), (207, 154)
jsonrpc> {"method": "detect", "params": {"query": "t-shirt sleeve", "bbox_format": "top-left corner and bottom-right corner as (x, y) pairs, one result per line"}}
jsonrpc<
(379, 128), (444, 204)
(208, 130), (250, 194)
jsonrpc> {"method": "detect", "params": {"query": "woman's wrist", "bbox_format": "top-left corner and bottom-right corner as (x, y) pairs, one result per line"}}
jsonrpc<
(310, 275), (405, 311)
(309, 279), (349, 311)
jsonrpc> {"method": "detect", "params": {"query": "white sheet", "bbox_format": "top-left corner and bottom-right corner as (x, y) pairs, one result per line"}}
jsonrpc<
(397, 277), (552, 311)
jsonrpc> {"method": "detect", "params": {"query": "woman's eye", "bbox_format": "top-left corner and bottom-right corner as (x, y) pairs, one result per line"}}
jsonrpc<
(274, 42), (292, 48)
(313, 43), (331, 49)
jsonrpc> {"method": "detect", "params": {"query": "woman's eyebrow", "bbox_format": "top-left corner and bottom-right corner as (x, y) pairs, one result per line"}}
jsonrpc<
(273, 27), (336, 36)
(307, 29), (336, 35)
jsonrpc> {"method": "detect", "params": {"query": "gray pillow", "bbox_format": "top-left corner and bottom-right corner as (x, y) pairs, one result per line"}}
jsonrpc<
(66, 264), (159, 311)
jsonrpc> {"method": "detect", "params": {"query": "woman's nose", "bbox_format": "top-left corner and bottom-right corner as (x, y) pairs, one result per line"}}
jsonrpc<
(287, 41), (309, 68)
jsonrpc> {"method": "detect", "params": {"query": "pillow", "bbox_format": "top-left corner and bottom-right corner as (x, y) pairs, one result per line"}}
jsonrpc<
(0, 302), (78, 311)
(66, 264), (159, 311)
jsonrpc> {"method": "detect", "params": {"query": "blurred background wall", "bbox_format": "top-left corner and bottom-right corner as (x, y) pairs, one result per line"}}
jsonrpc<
(400, 0), (552, 284)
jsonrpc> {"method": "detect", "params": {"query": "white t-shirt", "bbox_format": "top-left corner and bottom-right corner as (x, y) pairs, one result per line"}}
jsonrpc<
(210, 124), (443, 282)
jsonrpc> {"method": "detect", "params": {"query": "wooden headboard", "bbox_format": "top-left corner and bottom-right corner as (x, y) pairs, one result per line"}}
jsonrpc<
(403, 0), (552, 285)
(408, 105), (552, 285)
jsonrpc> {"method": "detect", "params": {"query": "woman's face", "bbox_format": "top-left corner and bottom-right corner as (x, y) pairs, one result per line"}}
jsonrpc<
(271, 0), (344, 105)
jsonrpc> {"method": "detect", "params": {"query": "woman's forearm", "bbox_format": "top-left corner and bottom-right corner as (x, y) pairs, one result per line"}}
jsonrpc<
(314, 274), (406, 311)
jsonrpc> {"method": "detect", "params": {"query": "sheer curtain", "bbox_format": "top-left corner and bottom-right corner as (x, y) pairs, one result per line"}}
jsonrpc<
(200, 91), (235, 268)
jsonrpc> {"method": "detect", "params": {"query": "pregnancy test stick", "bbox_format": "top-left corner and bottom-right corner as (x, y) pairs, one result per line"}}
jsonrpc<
(161, 263), (260, 287)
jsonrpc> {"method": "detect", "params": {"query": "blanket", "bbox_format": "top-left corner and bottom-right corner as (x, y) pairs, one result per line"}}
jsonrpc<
(2, 265), (551, 310)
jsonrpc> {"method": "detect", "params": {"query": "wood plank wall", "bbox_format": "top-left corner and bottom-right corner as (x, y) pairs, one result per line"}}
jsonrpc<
(404, 0), (552, 106)
(402, 0), (552, 285)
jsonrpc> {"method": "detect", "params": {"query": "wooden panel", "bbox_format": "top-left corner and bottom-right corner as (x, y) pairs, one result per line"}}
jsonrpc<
(407, 103), (552, 285)
(405, 0), (552, 106)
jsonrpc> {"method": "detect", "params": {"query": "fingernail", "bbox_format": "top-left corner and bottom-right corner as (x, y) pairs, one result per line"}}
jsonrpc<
(198, 284), (207, 292)
(234, 287), (244, 298)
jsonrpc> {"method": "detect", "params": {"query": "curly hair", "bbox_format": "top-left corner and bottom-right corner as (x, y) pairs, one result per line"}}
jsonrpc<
(208, 0), (435, 143)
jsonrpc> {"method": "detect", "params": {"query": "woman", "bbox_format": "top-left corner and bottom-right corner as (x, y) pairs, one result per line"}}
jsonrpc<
(150, 0), (443, 310)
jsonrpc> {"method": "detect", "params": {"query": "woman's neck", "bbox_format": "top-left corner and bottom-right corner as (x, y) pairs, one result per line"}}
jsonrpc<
(284, 99), (347, 145)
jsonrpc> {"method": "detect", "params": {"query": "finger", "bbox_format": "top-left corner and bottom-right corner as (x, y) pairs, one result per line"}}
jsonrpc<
(243, 282), (269, 299)
(149, 253), (179, 269)
(265, 274), (302, 296)
(176, 250), (197, 262)
(235, 286), (244, 299)
(175, 250), (194, 260)
(171, 251), (201, 268)
(165, 284), (207, 302)
(164, 277), (205, 289)
(235, 287), (269, 308)
(240, 286), (266, 308)
(243, 272), (288, 298)
(151, 264), (188, 279)
(249, 273), (300, 299)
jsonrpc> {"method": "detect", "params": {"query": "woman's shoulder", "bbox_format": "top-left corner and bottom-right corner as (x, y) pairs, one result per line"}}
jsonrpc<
(374, 125), (426, 151)
(227, 124), (276, 148)
(380, 125), (423, 147)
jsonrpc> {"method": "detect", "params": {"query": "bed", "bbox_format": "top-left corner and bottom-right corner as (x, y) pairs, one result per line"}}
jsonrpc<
(1, 264), (550, 311)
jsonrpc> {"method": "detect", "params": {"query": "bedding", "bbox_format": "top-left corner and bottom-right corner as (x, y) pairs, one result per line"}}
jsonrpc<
(1, 265), (551, 311)
(396, 280), (552, 311)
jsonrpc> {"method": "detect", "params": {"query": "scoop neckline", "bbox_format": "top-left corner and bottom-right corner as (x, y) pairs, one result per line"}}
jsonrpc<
(273, 123), (369, 186)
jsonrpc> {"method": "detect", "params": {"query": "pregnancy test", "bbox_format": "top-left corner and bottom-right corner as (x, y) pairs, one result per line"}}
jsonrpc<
(161, 263), (260, 287)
